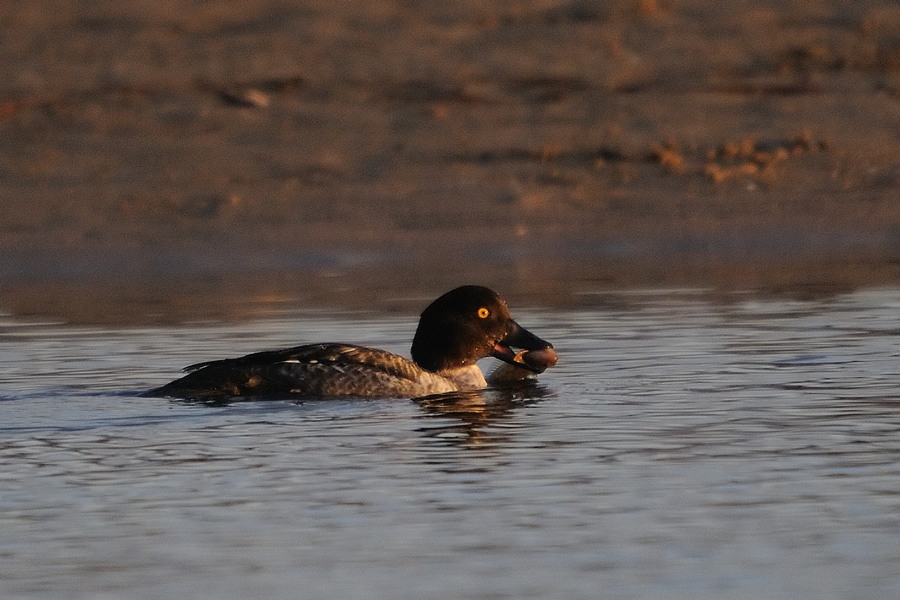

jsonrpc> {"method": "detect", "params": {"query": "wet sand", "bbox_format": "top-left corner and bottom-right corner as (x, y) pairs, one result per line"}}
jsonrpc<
(2, 1), (900, 323)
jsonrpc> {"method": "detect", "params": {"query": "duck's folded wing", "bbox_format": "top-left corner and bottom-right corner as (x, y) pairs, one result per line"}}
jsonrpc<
(153, 343), (428, 399)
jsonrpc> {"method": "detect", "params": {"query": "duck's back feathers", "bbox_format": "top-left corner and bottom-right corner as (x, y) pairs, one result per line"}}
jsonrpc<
(151, 343), (458, 400)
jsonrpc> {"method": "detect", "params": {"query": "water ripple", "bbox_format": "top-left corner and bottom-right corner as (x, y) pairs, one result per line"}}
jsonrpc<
(1, 289), (900, 599)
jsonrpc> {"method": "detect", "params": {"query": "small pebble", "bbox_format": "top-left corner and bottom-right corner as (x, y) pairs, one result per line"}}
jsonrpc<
(514, 347), (558, 373)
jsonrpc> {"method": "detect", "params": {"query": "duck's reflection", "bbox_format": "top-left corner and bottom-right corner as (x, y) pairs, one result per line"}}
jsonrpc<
(162, 378), (556, 449)
(414, 380), (555, 448)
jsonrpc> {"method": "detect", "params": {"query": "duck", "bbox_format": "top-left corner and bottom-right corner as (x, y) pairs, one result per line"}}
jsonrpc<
(147, 285), (557, 400)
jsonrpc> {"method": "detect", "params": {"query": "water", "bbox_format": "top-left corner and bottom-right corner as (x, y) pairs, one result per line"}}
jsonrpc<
(2, 288), (900, 600)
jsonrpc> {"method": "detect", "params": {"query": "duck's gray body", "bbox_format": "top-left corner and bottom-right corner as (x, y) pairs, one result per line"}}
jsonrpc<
(151, 343), (484, 400)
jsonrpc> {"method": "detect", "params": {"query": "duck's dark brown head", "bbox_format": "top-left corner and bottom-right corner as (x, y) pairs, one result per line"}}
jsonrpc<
(411, 285), (554, 373)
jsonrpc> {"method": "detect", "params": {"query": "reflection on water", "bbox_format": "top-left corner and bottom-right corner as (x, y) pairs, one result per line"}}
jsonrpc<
(415, 383), (556, 448)
(1, 288), (900, 599)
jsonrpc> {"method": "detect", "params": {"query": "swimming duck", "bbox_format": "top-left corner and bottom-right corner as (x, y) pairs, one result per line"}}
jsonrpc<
(147, 285), (557, 400)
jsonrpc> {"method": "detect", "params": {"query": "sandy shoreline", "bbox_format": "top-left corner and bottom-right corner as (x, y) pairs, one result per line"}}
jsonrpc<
(2, 1), (900, 323)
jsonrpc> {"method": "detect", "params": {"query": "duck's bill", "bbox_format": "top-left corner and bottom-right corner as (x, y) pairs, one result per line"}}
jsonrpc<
(491, 320), (558, 373)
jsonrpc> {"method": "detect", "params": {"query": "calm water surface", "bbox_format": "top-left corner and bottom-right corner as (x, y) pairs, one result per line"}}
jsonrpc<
(2, 288), (899, 599)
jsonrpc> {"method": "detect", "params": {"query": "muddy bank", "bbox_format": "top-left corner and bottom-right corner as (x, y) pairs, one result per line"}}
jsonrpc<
(2, 1), (900, 323)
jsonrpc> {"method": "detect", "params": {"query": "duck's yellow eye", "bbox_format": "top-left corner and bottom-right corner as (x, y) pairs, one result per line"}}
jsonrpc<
(477, 307), (490, 319)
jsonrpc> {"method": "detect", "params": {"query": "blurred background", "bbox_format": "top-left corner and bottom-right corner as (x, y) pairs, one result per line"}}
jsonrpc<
(2, 0), (899, 323)
(4, 6), (900, 599)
